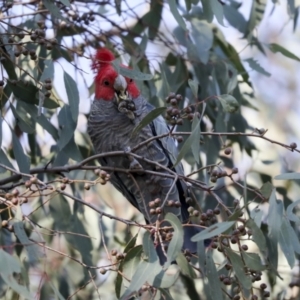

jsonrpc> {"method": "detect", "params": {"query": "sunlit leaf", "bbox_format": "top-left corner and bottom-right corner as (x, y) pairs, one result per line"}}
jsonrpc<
(191, 221), (235, 242)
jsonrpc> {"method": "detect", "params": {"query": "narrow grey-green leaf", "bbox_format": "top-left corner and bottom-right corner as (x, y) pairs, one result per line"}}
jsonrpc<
(191, 19), (213, 64)
(37, 114), (59, 140)
(191, 221), (235, 242)
(64, 71), (79, 122)
(112, 62), (153, 80)
(217, 94), (239, 113)
(269, 43), (300, 62)
(13, 222), (41, 265)
(131, 107), (166, 137)
(226, 248), (252, 289)
(173, 117), (200, 166)
(191, 115), (200, 164)
(40, 60), (54, 82)
(245, 58), (271, 77)
(188, 79), (199, 98)
(12, 131), (30, 174)
(260, 181), (273, 199)
(0, 148), (14, 172)
(206, 250), (224, 300)
(59, 0), (70, 7)
(242, 252), (265, 271)
(0, 114), (2, 147)
(143, 230), (159, 263)
(151, 265), (180, 288)
(283, 217), (300, 254)
(10, 103), (35, 134)
(0, 250), (33, 299)
(249, 208), (263, 228)
(167, 0), (187, 30)
(42, 0), (66, 20)
(116, 245), (143, 298)
(48, 281), (65, 300)
(286, 199), (300, 225)
(275, 172), (300, 180)
(209, 0), (224, 25)
(268, 188), (283, 241)
(246, 219), (267, 253)
(176, 252), (197, 278)
(278, 218), (295, 268)
(164, 213), (184, 267)
(57, 105), (77, 150)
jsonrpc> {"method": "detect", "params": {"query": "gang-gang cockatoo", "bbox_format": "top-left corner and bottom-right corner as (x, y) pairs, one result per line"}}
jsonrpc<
(88, 48), (201, 264)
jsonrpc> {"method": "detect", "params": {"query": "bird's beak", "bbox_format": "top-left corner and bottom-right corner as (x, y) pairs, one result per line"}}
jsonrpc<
(114, 74), (128, 103)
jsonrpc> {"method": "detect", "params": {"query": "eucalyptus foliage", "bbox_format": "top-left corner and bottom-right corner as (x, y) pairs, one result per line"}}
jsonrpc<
(0, 0), (300, 299)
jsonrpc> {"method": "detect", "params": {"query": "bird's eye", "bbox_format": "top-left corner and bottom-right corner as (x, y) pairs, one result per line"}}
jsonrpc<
(129, 79), (133, 83)
(104, 80), (109, 86)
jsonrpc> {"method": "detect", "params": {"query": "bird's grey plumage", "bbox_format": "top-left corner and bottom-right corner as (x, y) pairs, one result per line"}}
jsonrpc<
(88, 95), (201, 257)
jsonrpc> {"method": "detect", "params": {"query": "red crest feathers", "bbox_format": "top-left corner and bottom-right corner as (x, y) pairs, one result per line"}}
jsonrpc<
(92, 48), (115, 71)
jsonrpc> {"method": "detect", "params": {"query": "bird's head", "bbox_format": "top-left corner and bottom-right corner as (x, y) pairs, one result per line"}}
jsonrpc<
(92, 48), (140, 103)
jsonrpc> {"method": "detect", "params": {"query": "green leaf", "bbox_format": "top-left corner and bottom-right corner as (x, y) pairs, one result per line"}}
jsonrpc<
(191, 20), (213, 64)
(0, 148), (14, 172)
(245, 0), (267, 35)
(209, 0), (224, 25)
(37, 114), (59, 140)
(124, 234), (138, 253)
(10, 103), (35, 134)
(0, 250), (33, 299)
(176, 252), (197, 278)
(188, 79), (199, 98)
(164, 213), (184, 267)
(191, 221), (235, 242)
(268, 43), (300, 62)
(242, 252), (265, 271)
(13, 222), (41, 265)
(112, 62), (153, 80)
(115, 0), (121, 15)
(151, 265), (180, 288)
(131, 107), (166, 137)
(200, 0), (214, 23)
(167, 0), (187, 31)
(42, 0), (66, 20)
(57, 105), (77, 150)
(260, 181), (273, 199)
(274, 172), (300, 180)
(226, 248), (252, 289)
(217, 94), (239, 113)
(206, 250), (224, 300)
(191, 115), (200, 164)
(59, 0), (70, 7)
(286, 199), (300, 225)
(12, 131), (30, 174)
(278, 217), (295, 268)
(40, 60), (54, 82)
(245, 58), (271, 77)
(64, 71), (79, 122)
(173, 117), (201, 166)
(246, 219), (267, 253)
(48, 281), (65, 300)
(249, 208), (263, 228)
(268, 188), (283, 241)
(116, 245), (143, 298)
(120, 232), (161, 299)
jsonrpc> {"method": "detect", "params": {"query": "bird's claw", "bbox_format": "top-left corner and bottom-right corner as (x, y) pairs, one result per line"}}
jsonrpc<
(118, 99), (136, 120)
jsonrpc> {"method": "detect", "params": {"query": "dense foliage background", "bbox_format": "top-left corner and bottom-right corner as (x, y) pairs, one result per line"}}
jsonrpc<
(0, 0), (300, 299)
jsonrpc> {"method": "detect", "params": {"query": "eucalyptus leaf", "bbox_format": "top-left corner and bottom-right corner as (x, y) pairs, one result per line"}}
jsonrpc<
(274, 172), (300, 180)
(217, 94), (239, 113)
(269, 43), (300, 62)
(64, 71), (79, 122)
(245, 58), (271, 77)
(191, 221), (235, 242)
(131, 107), (166, 137)
(167, 0), (187, 30)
